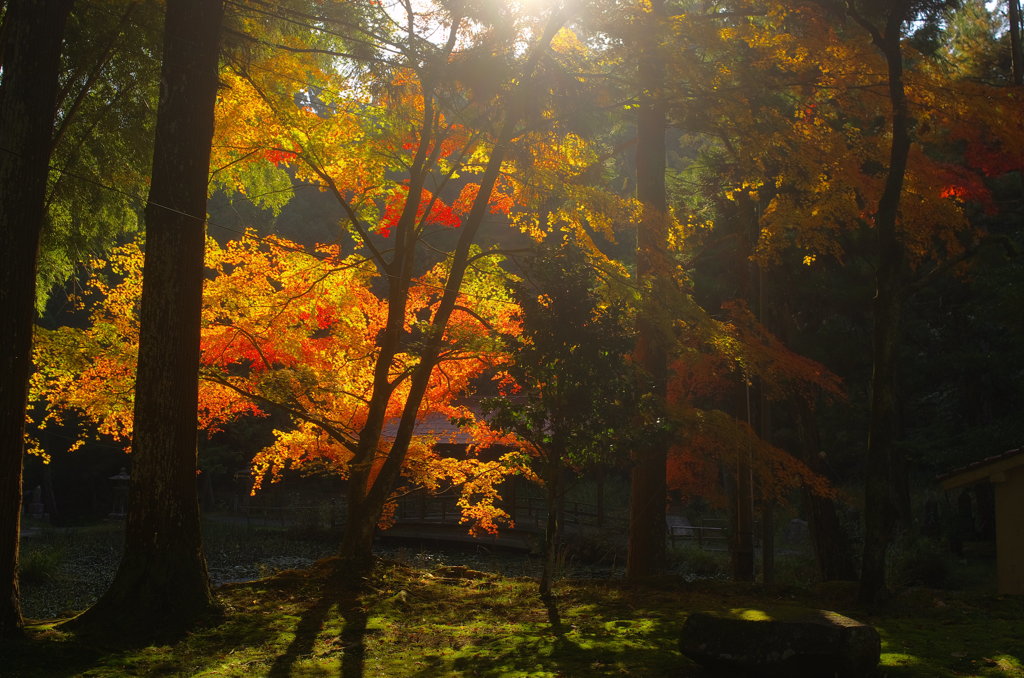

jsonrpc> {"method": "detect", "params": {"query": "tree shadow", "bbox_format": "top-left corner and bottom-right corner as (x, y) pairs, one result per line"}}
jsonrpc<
(266, 590), (335, 678)
(0, 631), (106, 678)
(338, 589), (369, 678)
(267, 560), (372, 678)
(540, 590), (564, 636)
(441, 615), (698, 678)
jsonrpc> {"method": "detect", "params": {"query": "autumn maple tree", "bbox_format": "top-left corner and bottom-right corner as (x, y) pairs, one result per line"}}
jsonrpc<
(212, 0), (592, 564)
(32, 228), (525, 535)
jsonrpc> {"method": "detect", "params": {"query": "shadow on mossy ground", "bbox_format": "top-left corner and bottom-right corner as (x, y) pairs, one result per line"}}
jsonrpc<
(3, 558), (1022, 677)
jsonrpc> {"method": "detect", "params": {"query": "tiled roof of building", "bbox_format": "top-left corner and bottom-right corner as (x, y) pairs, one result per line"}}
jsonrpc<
(938, 447), (1024, 489)
(380, 412), (479, 445)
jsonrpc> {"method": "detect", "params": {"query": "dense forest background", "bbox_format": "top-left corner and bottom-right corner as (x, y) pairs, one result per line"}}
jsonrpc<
(3, 0), (1023, 641)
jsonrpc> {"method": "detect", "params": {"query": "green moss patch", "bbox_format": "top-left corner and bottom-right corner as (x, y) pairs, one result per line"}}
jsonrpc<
(3, 561), (1022, 677)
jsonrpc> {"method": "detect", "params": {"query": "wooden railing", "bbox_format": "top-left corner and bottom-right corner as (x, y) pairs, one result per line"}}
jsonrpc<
(233, 500), (343, 531)
(394, 490), (631, 533)
(667, 516), (729, 548)
(233, 492), (728, 549)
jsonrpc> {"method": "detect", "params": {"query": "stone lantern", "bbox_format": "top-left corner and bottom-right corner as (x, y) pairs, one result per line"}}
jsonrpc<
(109, 467), (130, 518)
(26, 485), (46, 518)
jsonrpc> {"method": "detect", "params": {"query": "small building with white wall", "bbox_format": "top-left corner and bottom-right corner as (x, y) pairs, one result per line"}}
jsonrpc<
(940, 447), (1024, 595)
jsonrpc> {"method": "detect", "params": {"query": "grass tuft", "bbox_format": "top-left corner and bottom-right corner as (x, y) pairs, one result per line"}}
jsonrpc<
(19, 546), (65, 585)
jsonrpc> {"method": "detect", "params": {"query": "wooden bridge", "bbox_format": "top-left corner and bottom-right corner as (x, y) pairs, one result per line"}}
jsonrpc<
(383, 492), (625, 552)
(388, 492), (729, 552)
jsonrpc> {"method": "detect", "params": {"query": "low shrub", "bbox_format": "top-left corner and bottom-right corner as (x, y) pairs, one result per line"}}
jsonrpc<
(771, 551), (820, 587)
(19, 546), (64, 585)
(888, 536), (951, 589)
(670, 544), (728, 580)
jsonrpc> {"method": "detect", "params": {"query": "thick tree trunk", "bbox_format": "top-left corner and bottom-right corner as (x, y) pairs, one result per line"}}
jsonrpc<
(340, 478), (377, 571)
(0, 0), (73, 639)
(1010, 0), (1023, 85)
(64, 0), (223, 639)
(627, 0), (669, 580)
(860, 262), (904, 602)
(856, 9), (912, 605)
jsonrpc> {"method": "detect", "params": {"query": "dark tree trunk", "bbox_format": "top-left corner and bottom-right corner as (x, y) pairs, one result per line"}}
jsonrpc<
(729, 386), (755, 582)
(853, 6), (913, 605)
(728, 472), (755, 580)
(759, 396), (774, 584)
(340, 477), (377, 572)
(0, 0), (73, 639)
(761, 502), (775, 584)
(64, 0), (223, 639)
(727, 209), (761, 583)
(1010, 0), (1023, 85)
(627, 0), (669, 580)
(539, 454), (563, 599)
(539, 456), (564, 630)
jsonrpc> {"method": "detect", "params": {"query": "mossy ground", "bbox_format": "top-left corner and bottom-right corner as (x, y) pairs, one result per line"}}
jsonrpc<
(3, 556), (1022, 677)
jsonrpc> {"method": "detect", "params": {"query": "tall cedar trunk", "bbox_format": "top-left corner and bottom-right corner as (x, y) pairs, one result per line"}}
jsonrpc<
(795, 398), (857, 580)
(1010, 0), (1024, 85)
(857, 8), (912, 605)
(627, 0), (669, 579)
(65, 0), (224, 638)
(0, 0), (73, 639)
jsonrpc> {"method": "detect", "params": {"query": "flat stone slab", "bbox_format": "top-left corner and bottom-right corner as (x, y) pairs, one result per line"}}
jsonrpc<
(679, 606), (880, 677)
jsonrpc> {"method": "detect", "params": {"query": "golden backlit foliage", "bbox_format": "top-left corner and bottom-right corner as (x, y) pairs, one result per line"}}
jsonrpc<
(31, 232), (524, 533)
